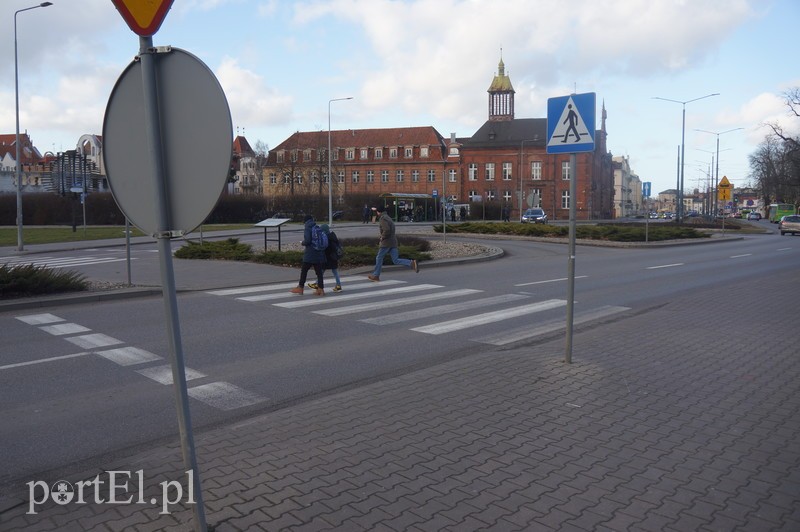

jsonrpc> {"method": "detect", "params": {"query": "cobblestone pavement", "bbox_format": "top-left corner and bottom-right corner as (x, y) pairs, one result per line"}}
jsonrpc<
(2, 269), (798, 531)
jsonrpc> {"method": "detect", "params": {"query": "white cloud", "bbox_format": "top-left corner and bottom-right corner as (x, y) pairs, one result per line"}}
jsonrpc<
(215, 57), (295, 129)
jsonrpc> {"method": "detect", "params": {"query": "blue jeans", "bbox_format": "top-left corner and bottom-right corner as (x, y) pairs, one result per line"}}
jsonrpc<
(373, 247), (411, 276)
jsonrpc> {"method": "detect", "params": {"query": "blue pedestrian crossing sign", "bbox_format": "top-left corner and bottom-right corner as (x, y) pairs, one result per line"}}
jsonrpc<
(546, 92), (596, 154)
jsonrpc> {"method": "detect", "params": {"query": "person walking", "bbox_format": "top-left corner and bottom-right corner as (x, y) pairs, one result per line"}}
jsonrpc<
(307, 224), (343, 292)
(368, 204), (418, 282)
(290, 215), (326, 296)
(362, 204), (370, 224)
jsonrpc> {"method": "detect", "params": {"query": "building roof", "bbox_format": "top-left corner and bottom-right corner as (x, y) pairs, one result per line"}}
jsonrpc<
(233, 135), (254, 157)
(273, 126), (445, 151)
(460, 118), (547, 149)
(487, 58), (514, 93)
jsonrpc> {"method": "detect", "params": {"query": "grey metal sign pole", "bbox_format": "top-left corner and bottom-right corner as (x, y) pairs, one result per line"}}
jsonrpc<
(565, 152), (577, 364)
(138, 35), (207, 531)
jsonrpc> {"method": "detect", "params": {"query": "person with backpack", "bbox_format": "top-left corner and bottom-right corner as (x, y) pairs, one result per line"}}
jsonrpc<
(290, 215), (326, 296)
(307, 224), (343, 292)
(367, 204), (419, 282)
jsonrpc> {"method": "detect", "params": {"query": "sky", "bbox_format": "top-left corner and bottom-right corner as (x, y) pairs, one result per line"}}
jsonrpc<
(1, 0), (798, 196)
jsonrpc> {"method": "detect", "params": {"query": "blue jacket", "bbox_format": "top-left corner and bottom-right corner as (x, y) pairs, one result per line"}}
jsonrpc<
(302, 219), (326, 264)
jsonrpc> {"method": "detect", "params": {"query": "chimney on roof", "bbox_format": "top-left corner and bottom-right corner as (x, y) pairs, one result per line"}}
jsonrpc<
(450, 133), (456, 142)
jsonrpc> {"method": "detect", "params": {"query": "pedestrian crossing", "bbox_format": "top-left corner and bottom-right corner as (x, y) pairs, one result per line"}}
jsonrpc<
(207, 276), (632, 346)
(1, 254), (134, 269)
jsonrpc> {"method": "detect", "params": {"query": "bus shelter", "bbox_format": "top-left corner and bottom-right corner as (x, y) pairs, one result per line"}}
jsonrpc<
(378, 193), (436, 222)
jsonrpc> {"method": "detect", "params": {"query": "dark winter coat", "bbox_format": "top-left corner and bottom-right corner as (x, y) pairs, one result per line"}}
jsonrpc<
(324, 231), (340, 270)
(301, 219), (326, 264)
(377, 212), (398, 248)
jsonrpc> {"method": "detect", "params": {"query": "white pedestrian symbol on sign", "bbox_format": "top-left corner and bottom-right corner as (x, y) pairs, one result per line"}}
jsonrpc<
(548, 96), (591, 147)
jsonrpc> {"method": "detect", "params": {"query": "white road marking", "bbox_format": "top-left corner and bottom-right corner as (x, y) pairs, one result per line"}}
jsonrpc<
(473, 305), (631, 346)
(2, 256), (133, 269)
(316, 289), (482, 317)
(274, 283), (441, 308)
(95, 346), (162, 366)
(136, 364), (206, 384)
(646, 263), (684, 270)
(0, 352), (92, 371)
(515, 276), (588, 287)
(65, 333), (124, 349)
(730, 254), (752, 258)
(39, 323), (91, 336)
(16, 313), (65, 325)
(187, 382), (266, 410)
(208, 276), (367, 296)
(362, 294), (530, 326)
(411, 299), (568, 335)
(239, 280), (400, 302)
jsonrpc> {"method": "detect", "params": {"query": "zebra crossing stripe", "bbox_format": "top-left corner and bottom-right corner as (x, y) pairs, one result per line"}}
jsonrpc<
(275, 284), (443, 308)
(16, 313), (65, 325)
(209, 276), (368, 296)
(315, 289), (482, 317)
(411, 299), (567, 335)
(238, 280), (404, 302)
(2, 256), (132, 269)
(361, 293), (530, 325)
(473, 305), (631, 345)
(39, 323), (92, 336)
(187, 382), (266, 411)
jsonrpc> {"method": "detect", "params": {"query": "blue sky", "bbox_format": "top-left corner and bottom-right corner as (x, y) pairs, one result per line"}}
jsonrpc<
(1, 0), (797, 196)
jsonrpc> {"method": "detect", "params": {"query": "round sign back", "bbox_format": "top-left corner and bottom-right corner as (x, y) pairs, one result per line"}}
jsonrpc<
(103, 47), (232, 236)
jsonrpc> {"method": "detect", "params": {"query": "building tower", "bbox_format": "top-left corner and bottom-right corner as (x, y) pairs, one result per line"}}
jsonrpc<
(487, 53), (515, 121)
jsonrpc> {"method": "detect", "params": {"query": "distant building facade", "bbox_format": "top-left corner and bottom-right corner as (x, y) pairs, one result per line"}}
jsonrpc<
(263, 55), (615, 220)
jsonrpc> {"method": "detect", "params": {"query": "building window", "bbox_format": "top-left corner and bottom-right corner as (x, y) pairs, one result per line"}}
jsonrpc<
(485, 163), (495, 181)
(310, 171), (318, 183)
(412, 170), (419, 183)
(396, 170), (404, 182)
(561, 190), (570, 209)
(360, 148), (368, 159)
(502, 162), (512, 180)
(427, 169), (436, 183)
(345, 148), (355, 160)
(296, 173), (303, 184)
(291, 150), (298, 162)
(303, 149), (311, 161)
(375, 148), (383, 159)
(468, 163), (478, 181)
(352, 170), (359, 183)
(367, 170), (374, 183)
(468, 190), (478, 200)
(317, 148), (325, 162)
(449, 169), (457, 183)
(449, 146), (459, 156)
(269, 172), (276, 185)
(503, 190), (512, 202)
(404, 147), (413, 158)
(487, 190), (496, 201)
(562, 161), (570, 180)
(531, 161), (542, 180)
(420, 146), (429, 158)
(323, 172), (329, 184)
(332, 149), (339, 161)
(381, 170), (389, 183)
(338, 171), (345, 183)
(283, 173), (290, 184)
(277, 151), (284, 163)
(531, 188), (542, 207)
(390, 148), (398, 158)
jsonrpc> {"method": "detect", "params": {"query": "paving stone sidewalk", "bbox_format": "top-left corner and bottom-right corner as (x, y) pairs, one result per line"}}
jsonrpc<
(2, 269), (798, 531)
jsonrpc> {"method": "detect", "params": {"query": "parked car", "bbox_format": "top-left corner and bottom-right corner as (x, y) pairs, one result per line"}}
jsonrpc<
(747, 212), (761, 221)
(521, 208), (548, 224)
(778, 215), (800, 235)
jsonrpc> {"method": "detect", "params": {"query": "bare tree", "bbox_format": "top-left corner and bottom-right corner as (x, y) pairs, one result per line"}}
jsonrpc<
(750, 87), (800, 206)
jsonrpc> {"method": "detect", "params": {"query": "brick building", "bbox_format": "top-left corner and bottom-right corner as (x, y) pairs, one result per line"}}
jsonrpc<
(263, 55), (615, 220)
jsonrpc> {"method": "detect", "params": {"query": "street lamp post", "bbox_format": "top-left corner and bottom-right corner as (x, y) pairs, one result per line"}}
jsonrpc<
(518, 139), (536, 219)
(695, 127), (744, 218)
(15, 2), (53, 252)
(327, 96), (353, 227)
(653, 92), (719, 223)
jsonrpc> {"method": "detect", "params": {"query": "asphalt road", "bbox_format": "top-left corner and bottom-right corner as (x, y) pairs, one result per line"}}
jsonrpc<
(1, 225), (797, 499)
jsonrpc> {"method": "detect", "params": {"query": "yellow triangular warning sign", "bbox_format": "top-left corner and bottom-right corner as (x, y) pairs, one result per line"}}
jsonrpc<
(719, 176), (731, 187)
(111, 0), (173, 36)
